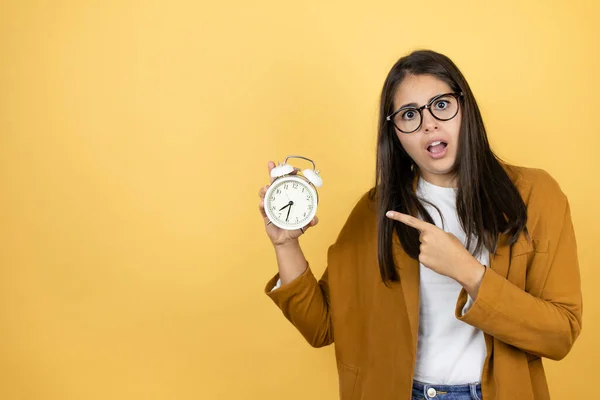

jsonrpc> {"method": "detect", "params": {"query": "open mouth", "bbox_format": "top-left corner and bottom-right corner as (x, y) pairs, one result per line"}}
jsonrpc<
(427, 141), (448, 155)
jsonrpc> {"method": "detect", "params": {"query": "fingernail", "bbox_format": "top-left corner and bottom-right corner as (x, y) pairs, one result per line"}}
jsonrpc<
(386, 211), (393, 217)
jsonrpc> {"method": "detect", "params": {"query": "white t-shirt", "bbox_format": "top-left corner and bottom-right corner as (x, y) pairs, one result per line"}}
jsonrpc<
(413, 176), (488, 384)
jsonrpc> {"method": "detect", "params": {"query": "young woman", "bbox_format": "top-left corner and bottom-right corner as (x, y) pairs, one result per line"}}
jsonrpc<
(257, 50), (582, 400)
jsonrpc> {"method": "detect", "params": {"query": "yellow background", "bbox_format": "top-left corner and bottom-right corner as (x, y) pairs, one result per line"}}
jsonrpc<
(0, 1), (598, 399)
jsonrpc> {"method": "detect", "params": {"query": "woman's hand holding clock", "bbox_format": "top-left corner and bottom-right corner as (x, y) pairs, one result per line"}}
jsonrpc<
(258, 161), (319, 247)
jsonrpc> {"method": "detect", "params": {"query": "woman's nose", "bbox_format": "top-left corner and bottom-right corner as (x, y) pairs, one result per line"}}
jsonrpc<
(422, 110), (439, 132)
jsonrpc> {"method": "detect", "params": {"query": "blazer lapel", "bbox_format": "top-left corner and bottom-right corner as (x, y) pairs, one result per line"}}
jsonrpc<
(392, 232), (420, 346)
(393, 173), (422, 345)
(489, 232), (512, 279)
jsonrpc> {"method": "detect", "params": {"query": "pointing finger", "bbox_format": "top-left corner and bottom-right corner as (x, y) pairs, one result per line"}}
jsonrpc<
(385, 211), (431, 232)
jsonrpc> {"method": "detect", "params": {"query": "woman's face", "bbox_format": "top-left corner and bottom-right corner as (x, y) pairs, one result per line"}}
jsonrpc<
(392, 74), (462, 187)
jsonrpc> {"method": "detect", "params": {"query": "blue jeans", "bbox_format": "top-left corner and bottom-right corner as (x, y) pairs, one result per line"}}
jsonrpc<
(412, 380), (482, 400)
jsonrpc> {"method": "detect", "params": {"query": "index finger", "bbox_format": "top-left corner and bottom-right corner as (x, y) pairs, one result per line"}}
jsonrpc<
(385, 211), (431, 231)
(268, 161), (276, 183)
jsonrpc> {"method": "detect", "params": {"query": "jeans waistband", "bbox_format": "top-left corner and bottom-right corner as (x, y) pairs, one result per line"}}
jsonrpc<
(412, 380), (481, 392)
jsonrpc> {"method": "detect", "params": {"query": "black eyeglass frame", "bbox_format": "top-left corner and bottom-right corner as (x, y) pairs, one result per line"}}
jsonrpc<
(385, 92), (464, 134)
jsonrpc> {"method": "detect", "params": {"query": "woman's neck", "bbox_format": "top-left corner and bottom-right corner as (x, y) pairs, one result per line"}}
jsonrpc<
(419, 171), (457, 188)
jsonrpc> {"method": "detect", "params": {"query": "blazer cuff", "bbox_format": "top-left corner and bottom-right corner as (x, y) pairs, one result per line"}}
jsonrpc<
(264, 264), (315, 301)
(455, 265), (498, 324)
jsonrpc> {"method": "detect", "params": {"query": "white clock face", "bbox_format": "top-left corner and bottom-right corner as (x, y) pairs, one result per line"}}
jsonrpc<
(265, 175), (318, 230)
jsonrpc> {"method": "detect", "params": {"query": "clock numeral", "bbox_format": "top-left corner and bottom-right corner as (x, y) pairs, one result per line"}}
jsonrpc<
(271, 205), (276, 211)
(303, 212), (306, 217)
(278, 213), (281, 218)
(293, 183), (298, 189)
(296, 217), (299, 222)
(276, 189), (281, 194)
(270, 196), (275, 201)
(302, 188), (304, 193)
(308, 204), (313, 210)
(306, 195), (310, 200)
(284, 184), (289, 190)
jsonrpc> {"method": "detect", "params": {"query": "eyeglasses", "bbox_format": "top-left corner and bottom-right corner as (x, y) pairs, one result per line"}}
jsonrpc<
(386, 92), (463, 134)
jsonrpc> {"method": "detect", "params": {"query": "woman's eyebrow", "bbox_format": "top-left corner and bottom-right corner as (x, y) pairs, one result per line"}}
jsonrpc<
(399, 102), (418, 109)
(399, 93), (442, 109)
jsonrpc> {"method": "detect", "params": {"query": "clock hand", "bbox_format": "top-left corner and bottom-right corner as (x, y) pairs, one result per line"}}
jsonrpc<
(278, 201), (293, 211)
(286, 203), (292, 222)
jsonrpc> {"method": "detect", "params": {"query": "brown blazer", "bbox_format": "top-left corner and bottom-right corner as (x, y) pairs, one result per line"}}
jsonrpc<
(264, 165), (582, 400)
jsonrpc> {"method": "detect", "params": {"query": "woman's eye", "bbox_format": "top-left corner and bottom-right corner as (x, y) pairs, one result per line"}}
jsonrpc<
(434, 100), (449, 110)
(402, 110), (417, 120)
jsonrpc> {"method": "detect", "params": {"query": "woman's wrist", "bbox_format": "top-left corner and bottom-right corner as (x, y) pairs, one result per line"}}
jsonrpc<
(455, 257), (486, 299)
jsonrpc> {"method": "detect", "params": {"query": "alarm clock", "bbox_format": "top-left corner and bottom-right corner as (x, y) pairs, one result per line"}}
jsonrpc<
(264, 155), (323, 231)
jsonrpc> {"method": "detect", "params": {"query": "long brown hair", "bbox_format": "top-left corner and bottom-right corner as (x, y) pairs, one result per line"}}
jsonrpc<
(371, 49), (528, 283)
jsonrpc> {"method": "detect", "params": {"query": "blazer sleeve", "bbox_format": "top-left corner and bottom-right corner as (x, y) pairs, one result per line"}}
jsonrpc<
(455, 196), (582, 360)
(264, 247), (334, 348)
